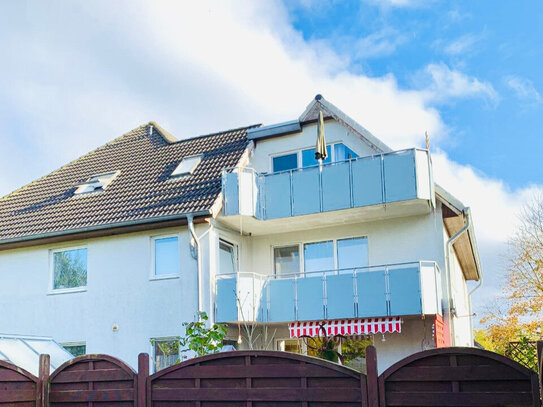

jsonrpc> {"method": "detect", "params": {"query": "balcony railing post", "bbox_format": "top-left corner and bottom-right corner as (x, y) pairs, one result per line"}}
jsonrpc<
(353, 268), (358, 318)
(418, 261), (424, 316)
(323, 272), (327, 320)
(289, 170), (294, 216)
(385, 265), (391, 316)
(349, 158), (354, 208)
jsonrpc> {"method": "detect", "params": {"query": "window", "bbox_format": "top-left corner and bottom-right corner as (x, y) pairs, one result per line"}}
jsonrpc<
(273, 245), (300, 277)
(303, 241), (334, 273)
(61, 342), (86, 357)
(272, 143), (359, 172)
(301, 145), (332, 167)
(272, 153), (298, 172)
(152, 338), (179, 372)
(334, 143), (358, 161)
(337, 237), (368, 272)
(52, 248), (87, 290)
(171, 155), (202, 177)
(74, 171), (118, 194)
(153, 236), (179, 277)
(219, 239), (237, 275)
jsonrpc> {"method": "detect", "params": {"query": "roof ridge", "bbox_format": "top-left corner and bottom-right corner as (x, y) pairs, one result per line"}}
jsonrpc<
(0, 123), (151, 203)
(167, 123), (262, 145)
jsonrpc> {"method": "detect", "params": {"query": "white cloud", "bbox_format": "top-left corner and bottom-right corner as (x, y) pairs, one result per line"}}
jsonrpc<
(504, 75), (541, 103)
(421, 63), (499, 104)
(443, 34), (479, 56)
(353, 29), (408, 59)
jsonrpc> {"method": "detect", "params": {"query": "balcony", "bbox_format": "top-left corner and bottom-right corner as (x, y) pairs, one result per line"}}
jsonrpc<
(214, 261), (442, 324)
(221, 148), (434, 234)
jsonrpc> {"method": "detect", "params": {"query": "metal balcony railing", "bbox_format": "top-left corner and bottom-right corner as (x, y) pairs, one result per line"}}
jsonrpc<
(222, 148), (434, 220)
(215, 261), (442, 324)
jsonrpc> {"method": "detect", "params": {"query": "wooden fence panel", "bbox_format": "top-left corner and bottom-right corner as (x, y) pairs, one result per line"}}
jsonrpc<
(49, 354), (138, 407)
(0, 360), (39, 407)
(378, 346), (540, 407)
(148, 350), (369, 407)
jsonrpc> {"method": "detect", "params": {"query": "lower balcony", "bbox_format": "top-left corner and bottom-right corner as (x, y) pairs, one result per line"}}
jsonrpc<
(214, 261), (442, 324)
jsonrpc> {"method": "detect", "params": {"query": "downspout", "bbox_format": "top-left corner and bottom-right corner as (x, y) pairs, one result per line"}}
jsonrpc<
(467, 214), (483, 346)
(445, 207), (472, 346)
(187, 215), (202, 313)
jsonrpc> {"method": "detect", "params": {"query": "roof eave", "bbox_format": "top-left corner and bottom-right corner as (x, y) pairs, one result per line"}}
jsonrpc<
(0, 210), (212, 251)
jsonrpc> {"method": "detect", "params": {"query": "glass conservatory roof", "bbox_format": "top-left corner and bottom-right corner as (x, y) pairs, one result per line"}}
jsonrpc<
(0, 334), (73, 376)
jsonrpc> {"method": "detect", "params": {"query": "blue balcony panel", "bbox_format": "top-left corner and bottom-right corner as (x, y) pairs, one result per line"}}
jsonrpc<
(215, 277), (238, 323)
(296, 277), (325, 321)
(351, 156), (383, 207)
(326, 274), (356, 319)
(268, 278), (296, 322)
(322, 162), (351, 212)
(389, 266), (422, 315)
(292, 167), (320, 216)
(263, 172), (291, 219)
(357, 271), (388, 317)
(383, 152), (417, 202)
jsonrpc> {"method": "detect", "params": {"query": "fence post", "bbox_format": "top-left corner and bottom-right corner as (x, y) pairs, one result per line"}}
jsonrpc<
(537, 341), (543, 393)
(38, 354), (50, 407)
(366, 346), (379, 407)
(138, 353), (149, 407)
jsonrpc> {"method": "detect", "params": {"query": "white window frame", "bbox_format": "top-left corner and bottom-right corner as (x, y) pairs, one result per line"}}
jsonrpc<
(272, 243), (302, 278)
(271, 235), (369, 277)
(218, 238), (239, 275)
(150, 336), (181, 373)
(48, 245), (88, 295)
(269, 142), (356, 172)
(171, 154), (202, 178)
(150, 234), (181, 280)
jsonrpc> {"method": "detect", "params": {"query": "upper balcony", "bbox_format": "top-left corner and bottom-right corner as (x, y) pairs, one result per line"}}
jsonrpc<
(215, 261), (442, 324)
(221, 149), (434, 234)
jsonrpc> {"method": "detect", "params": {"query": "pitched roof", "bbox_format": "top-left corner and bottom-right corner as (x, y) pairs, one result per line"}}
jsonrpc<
(0, 122), (257, 245)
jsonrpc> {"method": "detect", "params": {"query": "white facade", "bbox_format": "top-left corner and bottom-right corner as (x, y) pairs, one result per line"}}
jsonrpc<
(0, 100), (480, 373)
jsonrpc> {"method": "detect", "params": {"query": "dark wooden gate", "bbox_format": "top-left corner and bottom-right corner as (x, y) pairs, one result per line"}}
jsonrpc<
(0, 360), (39, 406)
(378, 346), (540, 407)
(49, 354), (138, 406)
(147, 350), (369, 406)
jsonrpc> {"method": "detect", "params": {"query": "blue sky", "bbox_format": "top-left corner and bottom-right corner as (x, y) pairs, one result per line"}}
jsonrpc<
(0, 1), (542, 317)
(287, 0), (543, 187)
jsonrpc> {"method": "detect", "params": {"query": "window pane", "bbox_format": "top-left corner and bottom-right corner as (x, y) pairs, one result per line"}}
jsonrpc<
(274, 246), (300, 276)
(272, 153), (298, 172)
(334, 143), (358, 161)
(53, 248), (87, 289)
(153, 339), (179, 371)
(62, 343), (86, 357)
(302, 145), (332, 167)
(337, 237), (368, 271)
(155, 237), (179, 276)
(304, 241), (334, 273)
(219, 240), (237, 275)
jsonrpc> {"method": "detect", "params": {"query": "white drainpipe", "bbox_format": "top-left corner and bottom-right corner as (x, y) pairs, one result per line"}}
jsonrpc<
(445, 208), (472, 346)
(187, 215), (202, 313)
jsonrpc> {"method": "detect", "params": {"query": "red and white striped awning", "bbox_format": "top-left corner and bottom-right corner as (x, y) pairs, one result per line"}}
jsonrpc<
(289, 317), (402, 338)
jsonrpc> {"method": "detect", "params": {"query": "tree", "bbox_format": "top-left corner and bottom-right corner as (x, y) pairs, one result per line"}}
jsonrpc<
(179, 311), (227, 358)
(480, 195), (543, 355)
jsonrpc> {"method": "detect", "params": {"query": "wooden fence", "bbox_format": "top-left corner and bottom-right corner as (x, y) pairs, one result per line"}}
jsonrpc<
(0, 346), (540, 407)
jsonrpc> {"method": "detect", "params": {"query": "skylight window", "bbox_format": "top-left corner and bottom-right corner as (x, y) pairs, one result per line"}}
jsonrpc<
(74, 171), (119, 195)
(171, 155), (202, 177)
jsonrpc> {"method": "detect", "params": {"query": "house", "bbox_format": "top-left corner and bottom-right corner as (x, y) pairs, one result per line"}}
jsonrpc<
(0, 95), (482, 373)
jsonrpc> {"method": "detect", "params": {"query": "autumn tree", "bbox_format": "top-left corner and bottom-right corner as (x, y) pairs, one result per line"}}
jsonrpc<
(480, 195), (543, 355)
